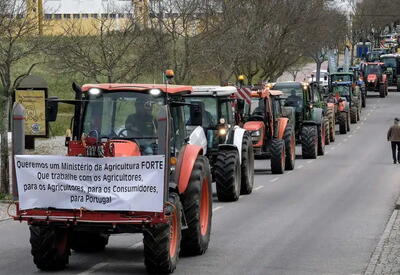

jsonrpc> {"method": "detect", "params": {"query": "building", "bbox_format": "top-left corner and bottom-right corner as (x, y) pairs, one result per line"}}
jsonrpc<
(23, 0), (149, 35)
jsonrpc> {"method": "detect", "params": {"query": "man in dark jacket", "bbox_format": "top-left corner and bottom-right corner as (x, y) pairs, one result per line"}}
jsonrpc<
(387, 118), (400, 163)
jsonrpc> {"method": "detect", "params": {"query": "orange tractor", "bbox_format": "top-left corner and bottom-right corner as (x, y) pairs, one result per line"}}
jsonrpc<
(13, 82), (213, 273)
(361, 62), (388, 97)
(240, 87), (296, 174)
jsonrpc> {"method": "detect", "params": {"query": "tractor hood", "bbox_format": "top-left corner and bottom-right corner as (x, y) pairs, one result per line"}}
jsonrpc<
(243, 121), (264, 132)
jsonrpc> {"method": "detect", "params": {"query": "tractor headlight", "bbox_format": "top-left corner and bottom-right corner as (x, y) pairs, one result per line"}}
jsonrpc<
(251, 130), (261, 137)
(218, 127), (227, 136)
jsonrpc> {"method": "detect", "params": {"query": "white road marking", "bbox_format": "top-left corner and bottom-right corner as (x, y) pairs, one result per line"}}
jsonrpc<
(307, 160), (314, 164)
(212, 206), (223, 212)
(254, 186), (264, 191)
(270, 177), (279, 183)
(287, 171), (293, 175)
(349, 134), (353, 137)
(363, 118), (367, 121)
(354, 130), (358, 134)
(298, 165), (304, 169)
(356, 126), (360, 130)
(129, 241), (143, 249)
(338, 142), (342, 146)
(367, 113), (371, 116)
(344, 138), (348, 142)
(78, 263), (108, 275)
(361, 122), (364, 125)
(331, 146), (336, 150)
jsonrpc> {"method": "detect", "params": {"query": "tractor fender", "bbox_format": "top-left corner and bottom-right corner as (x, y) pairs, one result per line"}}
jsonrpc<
(218, 134), (242, 164)
(176, 144), (203, 194)
(276, 117), (289, 139)
(310, 108), (324, 125)
(232, 126), (246, 163)
(188, 126), (207, 155)
(302, 120), (318, 126)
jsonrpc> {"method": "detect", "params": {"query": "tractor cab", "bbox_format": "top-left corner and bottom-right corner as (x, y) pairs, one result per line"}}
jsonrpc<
(380, 54), (400, 90)
(331, 82), (353, 103)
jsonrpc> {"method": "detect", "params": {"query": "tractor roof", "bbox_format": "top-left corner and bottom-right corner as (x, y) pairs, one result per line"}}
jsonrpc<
(190, 86), (237, 97)
(81, 83), (193, 94)
(269, 90), (283, 96)
(380, 54), (400, 58)
(251, 88), (283, 98)
(330, 72), (353, 76)
(273, 81), (304, 88)
(365, 62), (385, 65)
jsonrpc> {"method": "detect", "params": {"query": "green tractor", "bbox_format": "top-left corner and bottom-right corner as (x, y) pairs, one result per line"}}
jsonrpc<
(380, 54), (400, 91)
(272, 82), (328, 159)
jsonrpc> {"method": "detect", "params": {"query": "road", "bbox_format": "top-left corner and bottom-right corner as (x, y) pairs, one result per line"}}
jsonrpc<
(1, 93), (400, 274)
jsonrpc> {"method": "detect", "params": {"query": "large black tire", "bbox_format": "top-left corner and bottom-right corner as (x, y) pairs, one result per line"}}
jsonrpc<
(240, 133), (254, 195)
(397, 78), (400, 92)
(301, 125), (318, 159)
(215, 150), (241, 202)
(379, 84), (385, 97)
(30, 226), (70, 271)
(347, 112), (351, 132)
(327, 109), (335, 142)
(283, 125), (295, 170)
(324, 118), (330, 145)
(338, 112), (347, 134)
(70, 232), (109, 252)
(357, 107), (361, 121)
(144, 193), (182, 274)
(180, 156), (212, 256)
(317, 124), (325, 156)
(350, 107), (357, 124)
(270, 139), (285, 174)
(362, 94), (366, 108)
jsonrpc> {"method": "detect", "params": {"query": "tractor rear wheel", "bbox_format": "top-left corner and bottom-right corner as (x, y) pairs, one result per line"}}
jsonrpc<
(301, 125), (318, 159)
(70, 232), (109, 252)
(30, 225), (70, 271)
(338, 112), (347, 134)
(270, 139), (285, 174)
(215, 150), (241, 202)
(347, 112), (351, 131)
(397, 78), (400, 92)
(324, 118), (330, 145)
(180, 156), (212, 256)
(240, 133), (254, 195)
(283, 125), (295, 170)
(317, 124), (325, 156)
(350, 107), (357, 124)
(144, 193), (182, 274)
(327, 109), (335, 142)
(357, 107), (361, 121)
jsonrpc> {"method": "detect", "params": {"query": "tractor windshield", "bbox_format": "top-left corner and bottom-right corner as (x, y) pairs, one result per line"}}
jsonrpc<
(273, 83), (303, 112)
(382, 57), (396, 68)
(184, 97), (218, 128)
(331, 74), (352, 82)
(250, 98), (264, 115)
(82, 91), (165, 154)
(365, 65), (382, 75)
(332, 86), (351, 97)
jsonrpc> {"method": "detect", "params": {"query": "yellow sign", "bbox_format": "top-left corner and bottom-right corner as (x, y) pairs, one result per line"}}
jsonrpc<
(15, 90), (46, 136)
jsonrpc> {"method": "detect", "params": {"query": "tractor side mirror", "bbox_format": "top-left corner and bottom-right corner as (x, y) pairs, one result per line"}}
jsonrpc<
(189, 102), (203, 126)
(46, 96), (59, 122)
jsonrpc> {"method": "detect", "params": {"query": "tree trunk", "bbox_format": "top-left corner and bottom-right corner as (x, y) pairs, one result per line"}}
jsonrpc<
(0, 95), (10, 194)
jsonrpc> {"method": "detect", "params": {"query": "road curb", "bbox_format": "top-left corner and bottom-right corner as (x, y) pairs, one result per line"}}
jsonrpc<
(364, 210), (398, 275)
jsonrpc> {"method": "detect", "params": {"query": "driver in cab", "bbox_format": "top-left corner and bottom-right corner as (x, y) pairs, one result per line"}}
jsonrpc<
(285, 89), (302, 111)
(125, 98), (156, 155)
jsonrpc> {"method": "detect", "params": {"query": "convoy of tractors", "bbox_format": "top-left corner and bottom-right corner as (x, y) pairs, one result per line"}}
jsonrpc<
(11, 49), (397, 273)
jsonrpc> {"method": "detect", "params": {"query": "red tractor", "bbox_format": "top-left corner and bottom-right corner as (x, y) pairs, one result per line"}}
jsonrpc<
(240, 88), (296, 174)
(13, 83), (213, 273)
(361, 62), (388, 97)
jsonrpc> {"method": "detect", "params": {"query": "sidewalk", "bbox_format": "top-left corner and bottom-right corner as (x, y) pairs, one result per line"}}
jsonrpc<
(365, 207), (400, 274)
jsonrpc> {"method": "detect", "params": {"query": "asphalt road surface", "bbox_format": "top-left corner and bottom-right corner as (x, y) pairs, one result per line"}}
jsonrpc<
(1, 92), (400, 275)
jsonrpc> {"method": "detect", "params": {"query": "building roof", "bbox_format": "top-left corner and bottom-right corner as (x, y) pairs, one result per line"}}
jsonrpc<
(81, 83), (192, 94)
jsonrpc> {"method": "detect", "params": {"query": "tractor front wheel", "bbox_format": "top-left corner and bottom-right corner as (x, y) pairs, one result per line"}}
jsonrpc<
(30, 225), (70, 271)
(215, 150), (241, 202)
(317, 124), (325, 156)
(324, 118), (330, 146)
(379, 84), (385, 97)
(338, 112), (347, 134)
(350, 107), (357, 124)
(362, 94), (366, 108)
(180, 156), (212, 256)
(144, 193), (182, 274)
(240, 133), (254, 195)
(270, 139), (285, 174)
(301, 125), (318, 159)
(283, 125), (296, 170)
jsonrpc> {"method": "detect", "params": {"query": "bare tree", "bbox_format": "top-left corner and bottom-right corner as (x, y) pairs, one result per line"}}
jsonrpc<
(0, 0), (46, 193)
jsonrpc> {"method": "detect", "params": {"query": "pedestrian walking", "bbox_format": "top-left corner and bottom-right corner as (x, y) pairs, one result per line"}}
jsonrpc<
(387, 118), (400, 164)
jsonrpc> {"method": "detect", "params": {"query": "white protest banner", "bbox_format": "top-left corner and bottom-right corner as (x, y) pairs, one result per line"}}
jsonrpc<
(15, 155), (165, 212)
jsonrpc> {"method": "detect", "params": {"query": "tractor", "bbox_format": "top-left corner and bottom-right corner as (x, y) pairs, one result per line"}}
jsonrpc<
(350, 66), (367, 107)
(380, 54), (400, 91)
(184, 86), (254, 201)
(272, 82), (328, 159)
(13, 82), (213, 274)
(240, 87), (296, 174)
(361, 62), (388, 97)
